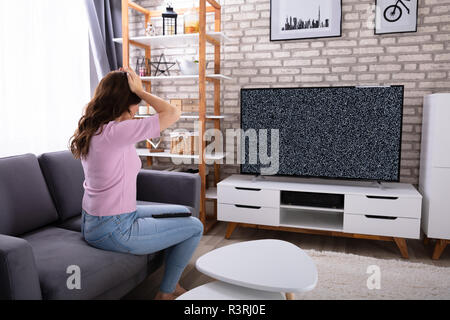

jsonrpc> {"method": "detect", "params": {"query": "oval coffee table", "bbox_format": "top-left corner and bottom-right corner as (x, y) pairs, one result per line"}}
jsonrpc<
(176, 281), (286, 300)
(178, 239), (318, 300)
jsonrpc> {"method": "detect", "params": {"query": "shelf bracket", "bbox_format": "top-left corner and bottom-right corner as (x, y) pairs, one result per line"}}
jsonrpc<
(128, 1), (150, 15)
(206, 0), (221, 9)
(129, 40), (150, 49)
(206, 77), (220, 83)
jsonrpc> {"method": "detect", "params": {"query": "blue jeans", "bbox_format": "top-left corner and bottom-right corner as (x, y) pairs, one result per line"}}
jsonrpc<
(81, 204), (203, 294)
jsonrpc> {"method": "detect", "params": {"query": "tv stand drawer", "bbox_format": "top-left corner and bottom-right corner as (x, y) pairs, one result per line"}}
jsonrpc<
(345, 194), (421, 219)
(218, 203), (279, 226)
(344, 213), (420, 239)
(218, 185), (279, 208)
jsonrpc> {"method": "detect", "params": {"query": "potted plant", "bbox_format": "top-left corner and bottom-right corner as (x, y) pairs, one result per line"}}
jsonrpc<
(176, 56), (199, 75)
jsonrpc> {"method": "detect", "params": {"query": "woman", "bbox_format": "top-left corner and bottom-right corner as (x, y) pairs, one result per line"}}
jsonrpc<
(70, 67), (203, 300)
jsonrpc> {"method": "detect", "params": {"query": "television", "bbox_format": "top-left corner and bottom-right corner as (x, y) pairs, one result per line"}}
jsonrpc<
(240, 86), (404, 182)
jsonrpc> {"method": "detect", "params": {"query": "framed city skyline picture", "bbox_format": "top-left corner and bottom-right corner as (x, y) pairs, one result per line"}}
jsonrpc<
(270, 0), (342, 41)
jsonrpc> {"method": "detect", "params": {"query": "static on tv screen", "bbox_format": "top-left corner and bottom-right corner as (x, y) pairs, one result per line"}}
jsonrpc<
(240, 86), (404, 182)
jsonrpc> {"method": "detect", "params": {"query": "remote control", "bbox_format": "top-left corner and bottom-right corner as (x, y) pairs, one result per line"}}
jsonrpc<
(152, 212), (192, 218)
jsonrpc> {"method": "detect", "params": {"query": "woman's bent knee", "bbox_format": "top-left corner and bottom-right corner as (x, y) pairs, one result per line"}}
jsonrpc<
(190, 217), (204, 235)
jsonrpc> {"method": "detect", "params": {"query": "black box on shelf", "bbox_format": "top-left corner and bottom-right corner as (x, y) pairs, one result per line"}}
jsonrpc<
(281, 191), (344, 209)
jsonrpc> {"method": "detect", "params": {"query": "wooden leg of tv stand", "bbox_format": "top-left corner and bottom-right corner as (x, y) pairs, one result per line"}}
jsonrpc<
(432, 239), (448, 260)
(393, 237), (409, 259)
(225, 222), (238, 239)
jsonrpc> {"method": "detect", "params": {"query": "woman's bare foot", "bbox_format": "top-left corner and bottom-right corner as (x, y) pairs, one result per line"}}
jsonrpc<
(154, 291), (177, 300)
(173, 283), (187, 297)
(154, 283), (187, 300)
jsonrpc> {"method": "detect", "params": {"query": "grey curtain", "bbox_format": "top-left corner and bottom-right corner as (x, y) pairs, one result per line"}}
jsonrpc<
(84, 0), (123, 96)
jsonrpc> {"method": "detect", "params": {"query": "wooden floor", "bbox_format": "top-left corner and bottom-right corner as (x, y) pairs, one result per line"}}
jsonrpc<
(123, 221), (450, 300)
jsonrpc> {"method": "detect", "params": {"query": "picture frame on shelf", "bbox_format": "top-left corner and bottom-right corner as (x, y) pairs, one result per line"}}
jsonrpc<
(136, 56), (151, 77)
(375, 0), (418, 35)
(270, 0), (342, 41)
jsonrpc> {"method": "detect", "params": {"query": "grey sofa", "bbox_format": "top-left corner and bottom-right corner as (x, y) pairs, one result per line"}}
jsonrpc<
(0, 151), (200, 300)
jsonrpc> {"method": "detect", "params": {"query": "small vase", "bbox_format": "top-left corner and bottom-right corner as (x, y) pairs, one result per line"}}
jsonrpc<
(184, 4), (199, 34)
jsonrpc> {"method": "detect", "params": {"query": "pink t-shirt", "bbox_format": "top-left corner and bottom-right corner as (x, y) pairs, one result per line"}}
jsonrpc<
(81, 115), (160, 216)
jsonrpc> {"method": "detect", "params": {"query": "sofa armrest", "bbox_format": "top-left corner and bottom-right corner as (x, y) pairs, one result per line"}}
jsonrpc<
(137, 169), (201, 218)
(0, 234), (42, 300)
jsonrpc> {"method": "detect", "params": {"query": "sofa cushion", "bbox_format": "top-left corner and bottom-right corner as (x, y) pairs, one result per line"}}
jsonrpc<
(0, 154), (59, 236)
(55, 211), (165, 289)
(94, 267), (149, 300)
(38, 151), (85, 222)
(57, 215), (82, 232)
(22, 226), (148, 300)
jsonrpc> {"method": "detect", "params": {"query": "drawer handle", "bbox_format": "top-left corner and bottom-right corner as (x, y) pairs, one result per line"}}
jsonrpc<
(235, 187), (262, 191)
(366, 195), (399, 200)
(234, 204), (262, 209)
(365, 215), (398, 220)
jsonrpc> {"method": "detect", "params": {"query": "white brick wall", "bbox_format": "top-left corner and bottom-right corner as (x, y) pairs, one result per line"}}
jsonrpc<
(131, 0), (450, 184)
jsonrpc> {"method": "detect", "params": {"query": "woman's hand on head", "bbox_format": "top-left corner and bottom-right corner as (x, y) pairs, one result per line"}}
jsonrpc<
(123, 67), (144, 95)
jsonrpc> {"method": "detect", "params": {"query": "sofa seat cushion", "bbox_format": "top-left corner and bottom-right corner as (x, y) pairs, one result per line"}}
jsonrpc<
(54, 213), (164, 277)
(22, 227), (148, 300)
(56, 215), (82, 232)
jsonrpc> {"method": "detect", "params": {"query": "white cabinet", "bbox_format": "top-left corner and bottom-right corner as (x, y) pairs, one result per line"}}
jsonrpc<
(344, 194), (421, 219)
(218, 204), (279, 226)
(218, 185), (279, 208)
(343, 214), (420, 239)
(419, 94), (450, 241)
(431, 97), (450, 168)
(218, 174), (422, 258)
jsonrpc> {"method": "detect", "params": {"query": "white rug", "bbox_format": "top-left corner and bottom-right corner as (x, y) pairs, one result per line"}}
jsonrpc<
(295, 249), (450, 300)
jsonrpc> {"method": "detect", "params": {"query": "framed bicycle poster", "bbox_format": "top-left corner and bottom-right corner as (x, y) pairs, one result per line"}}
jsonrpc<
(375, 0), (418, 35)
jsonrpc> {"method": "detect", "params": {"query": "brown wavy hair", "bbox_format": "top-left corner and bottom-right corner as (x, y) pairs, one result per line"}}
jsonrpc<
(70, 71), (141, 159)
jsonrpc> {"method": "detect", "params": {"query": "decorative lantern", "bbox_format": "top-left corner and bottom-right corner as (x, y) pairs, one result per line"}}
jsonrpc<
(162, 4), (177, 35)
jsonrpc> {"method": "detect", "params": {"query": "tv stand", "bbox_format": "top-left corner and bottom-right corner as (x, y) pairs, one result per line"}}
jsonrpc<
(217, 175), (422, 259)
